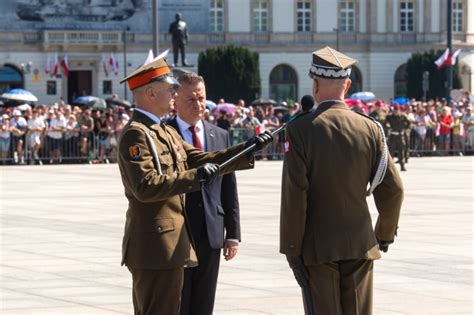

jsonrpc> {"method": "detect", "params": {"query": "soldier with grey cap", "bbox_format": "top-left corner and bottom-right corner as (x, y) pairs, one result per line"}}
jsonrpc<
(280, 46), (404, 315)
(117, 53), (273, 314)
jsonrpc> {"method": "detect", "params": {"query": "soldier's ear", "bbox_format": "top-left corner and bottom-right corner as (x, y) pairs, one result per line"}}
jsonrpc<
(344, 79), (352, 95)
(312, 79), (318, 96)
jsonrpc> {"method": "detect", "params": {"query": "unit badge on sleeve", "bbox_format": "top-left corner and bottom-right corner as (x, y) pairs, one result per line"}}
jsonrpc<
(129, 145), (141, 160)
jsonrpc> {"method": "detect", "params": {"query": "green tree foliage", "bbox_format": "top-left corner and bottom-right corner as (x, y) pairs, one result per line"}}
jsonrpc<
(198, 45), (261, 104)
(405, 49), (462, 99)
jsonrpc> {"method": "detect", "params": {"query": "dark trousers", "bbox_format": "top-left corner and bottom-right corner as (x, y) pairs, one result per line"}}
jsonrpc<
(128, 267), (184, 315)
(307, 259), (374, 315)
(180, 227), (221, 315)
(173, 41), (186, 65)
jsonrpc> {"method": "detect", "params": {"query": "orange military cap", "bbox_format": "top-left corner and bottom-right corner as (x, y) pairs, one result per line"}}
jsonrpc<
(120, 55), (179, 91)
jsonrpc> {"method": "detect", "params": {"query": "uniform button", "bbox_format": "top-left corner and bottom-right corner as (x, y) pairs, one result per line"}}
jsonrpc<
(289, 244), (295, 249)
(156, 226), (162, 232)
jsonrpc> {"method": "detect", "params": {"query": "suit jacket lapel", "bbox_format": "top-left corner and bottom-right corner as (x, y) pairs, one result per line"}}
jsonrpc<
(203, 121), (215, 152)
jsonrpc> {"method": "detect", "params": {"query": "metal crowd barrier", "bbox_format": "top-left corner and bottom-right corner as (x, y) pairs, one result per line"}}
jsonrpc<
(0, 131), (119, 165)
(0, 127), (472, 165)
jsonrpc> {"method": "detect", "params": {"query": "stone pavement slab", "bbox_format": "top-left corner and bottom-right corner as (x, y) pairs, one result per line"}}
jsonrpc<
(1, 157), (473, 314)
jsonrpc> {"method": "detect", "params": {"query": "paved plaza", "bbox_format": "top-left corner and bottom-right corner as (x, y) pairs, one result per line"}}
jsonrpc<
(1, 157), (473, 314)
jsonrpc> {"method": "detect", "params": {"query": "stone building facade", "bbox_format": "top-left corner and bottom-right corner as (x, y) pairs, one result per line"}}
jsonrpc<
(0, 0), (473, 104)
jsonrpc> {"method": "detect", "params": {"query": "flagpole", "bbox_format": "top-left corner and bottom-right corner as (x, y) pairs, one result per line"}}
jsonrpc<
(446, 0), (453, 100)
(152, 0), (159, 56)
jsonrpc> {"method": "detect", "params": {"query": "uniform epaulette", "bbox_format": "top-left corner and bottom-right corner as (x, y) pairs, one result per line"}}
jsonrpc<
(355, 111), (379, 126)
(288, 110), (312, 124)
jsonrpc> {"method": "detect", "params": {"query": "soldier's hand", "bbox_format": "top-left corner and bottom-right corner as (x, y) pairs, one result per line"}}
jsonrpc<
(377, 239), (393, 253)
(286, 255), (309, 288)
(245, 131), (274, 151)
(197, 163), (220, 183)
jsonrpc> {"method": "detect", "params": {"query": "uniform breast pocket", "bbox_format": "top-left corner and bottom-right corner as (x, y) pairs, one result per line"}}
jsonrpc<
(158, 155), (173, 173)
(153, 217), (175, 234)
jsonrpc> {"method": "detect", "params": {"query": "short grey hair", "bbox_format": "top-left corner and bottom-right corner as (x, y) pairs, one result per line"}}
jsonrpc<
(177, 72), (205, 86)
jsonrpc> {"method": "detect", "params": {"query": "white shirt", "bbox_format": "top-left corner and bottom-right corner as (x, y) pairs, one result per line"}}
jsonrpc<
(176, 116), (205, 149)
(48, 115), (67, 139)
(28, 117), (46, 138)
(134, 108), (161, 125)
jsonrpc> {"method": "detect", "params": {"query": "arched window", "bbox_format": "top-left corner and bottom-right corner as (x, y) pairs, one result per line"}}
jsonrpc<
(347, 65), (362, 96)
(0, 64), (23, 94)
(394, 63), (407, 97)
(269, 64), (297, 103)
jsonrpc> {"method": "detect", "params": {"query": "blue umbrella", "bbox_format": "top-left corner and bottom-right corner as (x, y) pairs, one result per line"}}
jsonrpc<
(393, 97), (409, 105)
(1, 88), (38, 102)
(205, 100), (217, 110)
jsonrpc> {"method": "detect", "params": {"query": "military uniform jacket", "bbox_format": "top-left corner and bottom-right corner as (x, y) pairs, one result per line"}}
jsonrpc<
(118, 110), (253, 270)
(280, 101), (403, 265)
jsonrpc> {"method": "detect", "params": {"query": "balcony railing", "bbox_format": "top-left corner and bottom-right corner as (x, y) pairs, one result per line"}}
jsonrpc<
(41, 30), (130, 45)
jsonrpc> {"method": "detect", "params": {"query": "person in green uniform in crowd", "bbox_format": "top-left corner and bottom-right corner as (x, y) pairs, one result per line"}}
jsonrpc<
(386, 103), (410, 171)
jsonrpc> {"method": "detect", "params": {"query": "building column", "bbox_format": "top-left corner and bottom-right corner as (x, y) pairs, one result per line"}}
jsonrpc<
(392, 0), (399, 33)
(467, 0), (474, 42)
(417, 0), (424, 33)
(376, 0), (387, 33)
(359, 0), (367, 33)
(430, 0), (441, 33)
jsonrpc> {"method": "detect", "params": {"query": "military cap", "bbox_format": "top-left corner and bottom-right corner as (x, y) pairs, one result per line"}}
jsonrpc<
(120, 54), (179, 91)
(309, 46), (357, 79)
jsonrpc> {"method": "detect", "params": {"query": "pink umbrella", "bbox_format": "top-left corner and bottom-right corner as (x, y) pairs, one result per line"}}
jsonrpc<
(211, 103), (236, 115)
(344, 99), (369, 114)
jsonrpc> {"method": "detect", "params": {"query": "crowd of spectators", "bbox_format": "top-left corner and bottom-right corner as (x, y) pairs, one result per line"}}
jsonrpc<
(0, 95), (473, 165)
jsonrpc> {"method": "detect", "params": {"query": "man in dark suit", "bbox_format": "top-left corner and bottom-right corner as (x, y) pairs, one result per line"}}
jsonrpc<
(168, 72), (240, 315)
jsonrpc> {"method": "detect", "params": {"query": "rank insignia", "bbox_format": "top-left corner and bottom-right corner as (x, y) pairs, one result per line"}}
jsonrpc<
(129, 145), (141, 160)
(284, 140), (291, 153)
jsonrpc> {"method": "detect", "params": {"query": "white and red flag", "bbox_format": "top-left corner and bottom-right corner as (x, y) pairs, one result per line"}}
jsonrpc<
(450, 48), (462, 66)
(109, 53), (119, 75)
(52, 52), (59, 76)
(45, 53), (51, 74)
(102, 54), (109, 77)
(435, 48), (450, 70)
(60, 54), (70, 77)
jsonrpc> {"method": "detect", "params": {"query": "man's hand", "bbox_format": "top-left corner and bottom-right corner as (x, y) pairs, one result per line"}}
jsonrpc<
(377, 239), (393, 253)
(286, 255), (309, 288)
(245, 131), (274, 151)
(196, 163), (220, 183)
(223, 240), (239, 261)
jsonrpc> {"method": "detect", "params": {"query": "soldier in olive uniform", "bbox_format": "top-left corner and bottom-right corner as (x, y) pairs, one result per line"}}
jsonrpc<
(280, 47), (404, 315)
(369, 100), (388, 136)
(118, 55), (273, 314)
(386, 104), (410, 171)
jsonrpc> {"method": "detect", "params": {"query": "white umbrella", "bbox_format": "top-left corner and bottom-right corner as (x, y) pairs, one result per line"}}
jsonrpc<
(350, 91), (376, 102)
(1, 88), (38, 102)
(16, 103), (32, 111)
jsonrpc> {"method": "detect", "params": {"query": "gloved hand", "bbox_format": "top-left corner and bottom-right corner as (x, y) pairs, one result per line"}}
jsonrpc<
(286, 255), (309, 288)
(377, 239), (393, 253)
(245, 131), (274, 151)
(196, 163), (220, 183)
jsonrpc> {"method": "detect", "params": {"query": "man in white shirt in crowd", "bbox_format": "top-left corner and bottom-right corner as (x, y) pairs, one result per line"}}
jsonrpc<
(27, 109), (46, 164)
(47, 107), (66, 163)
